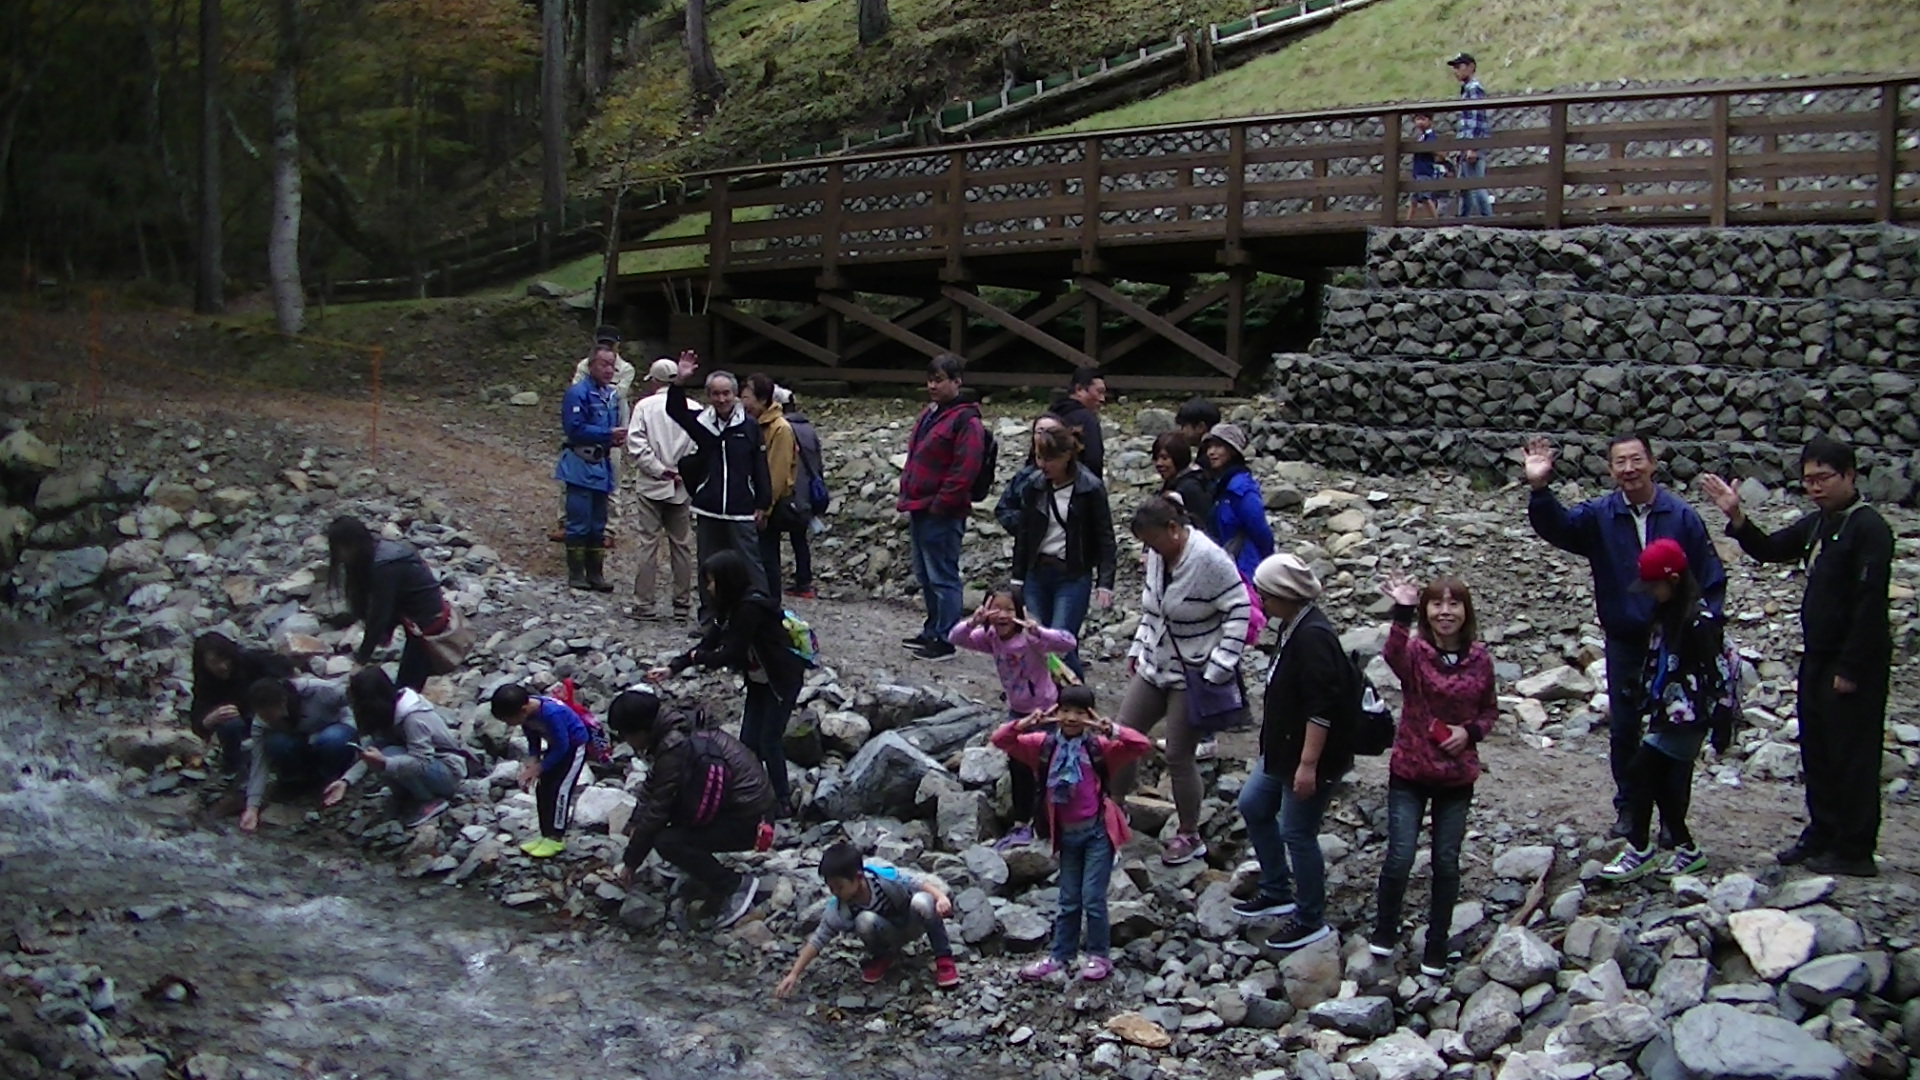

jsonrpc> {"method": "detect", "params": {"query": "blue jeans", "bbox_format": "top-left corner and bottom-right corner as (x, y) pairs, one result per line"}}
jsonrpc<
(564, 485), (610, 543)
(1375, 780), (1471, 947)
(264, 723), (359, 784)
(1050, 820), (1114, 961)
(1022, 564), (1093, 677)
(741, 681), (793, 811)
(1456, 154), (1492, 218)
(1605, 634), (1649, 813)
(1238, 758), (1334, 927)
(379, 750), (459, 805)
(908, 511), (965, 640)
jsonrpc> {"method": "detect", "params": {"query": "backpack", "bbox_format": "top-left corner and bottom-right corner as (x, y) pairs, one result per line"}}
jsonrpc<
(1348, 652), (1396, 756)
(968, 425), (998, 504)
(676, 731), (736, 828)
(782, 608), (820, 668)
(791, 417), (830, 515)
(547, 678), (613, 764)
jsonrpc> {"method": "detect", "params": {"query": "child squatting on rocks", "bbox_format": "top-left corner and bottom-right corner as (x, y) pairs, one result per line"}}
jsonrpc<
(949, 585), (1078, 849)
(990, 685), (1149, 983)
(774, 842), (960, 998)
(490, 683), (592, 858)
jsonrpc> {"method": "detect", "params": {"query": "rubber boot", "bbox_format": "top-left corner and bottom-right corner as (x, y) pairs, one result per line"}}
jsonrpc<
(565, 544), (591, 590)
(584, 544), (614, 593)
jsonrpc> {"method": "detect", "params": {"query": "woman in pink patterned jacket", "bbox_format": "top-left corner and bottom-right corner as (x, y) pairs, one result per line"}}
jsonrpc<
(1370, 572), (1498, 977)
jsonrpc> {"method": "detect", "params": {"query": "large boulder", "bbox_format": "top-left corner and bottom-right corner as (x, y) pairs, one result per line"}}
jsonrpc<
(813, 730), (946, 820)
(891, 704), (1000, 759)
(1669, 1002), (1849, 1080)
(33, 461), (109, 515)
(1544, 1002), (1660, 1065)
(0, 429), (59, 481)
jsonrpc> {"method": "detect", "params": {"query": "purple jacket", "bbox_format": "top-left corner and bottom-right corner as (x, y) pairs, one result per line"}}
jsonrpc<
(948, 621), (1076, 715)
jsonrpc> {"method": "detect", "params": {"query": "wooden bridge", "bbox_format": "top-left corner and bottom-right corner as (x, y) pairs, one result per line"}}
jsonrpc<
(605, 73), (1920, 392)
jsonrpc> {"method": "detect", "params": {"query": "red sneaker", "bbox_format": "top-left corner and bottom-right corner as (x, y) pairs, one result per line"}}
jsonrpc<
(786, 587), (817, 600)
(860, 955), (892, 984)
(932, 956), (960, 989)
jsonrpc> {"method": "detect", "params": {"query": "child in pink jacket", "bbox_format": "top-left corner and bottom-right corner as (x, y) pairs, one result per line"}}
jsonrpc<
(991, 685), (1150, 983)
(950, 587), (1077, 848)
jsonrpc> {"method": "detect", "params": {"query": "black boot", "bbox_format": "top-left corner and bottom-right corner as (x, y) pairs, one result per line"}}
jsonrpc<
(565, 544), (591, 590)
(584, 544), (614, 593)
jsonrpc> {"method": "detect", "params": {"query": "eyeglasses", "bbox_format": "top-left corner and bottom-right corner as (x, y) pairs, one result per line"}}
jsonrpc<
(1801, 470), (1842, 487)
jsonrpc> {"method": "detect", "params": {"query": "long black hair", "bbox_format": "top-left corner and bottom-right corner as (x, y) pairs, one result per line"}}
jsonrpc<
(703, 549), (758, 616)
(326, 515), (376, 619)
(347, 665), (399, 736)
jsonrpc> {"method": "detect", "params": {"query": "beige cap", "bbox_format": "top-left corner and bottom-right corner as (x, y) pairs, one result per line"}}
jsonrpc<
(1253, 553), (1322, 601)
(647, 358), (679, 382)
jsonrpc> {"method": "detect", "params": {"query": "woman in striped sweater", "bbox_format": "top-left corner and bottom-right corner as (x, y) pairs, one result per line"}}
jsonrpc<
(1111, 496), (1252, 866)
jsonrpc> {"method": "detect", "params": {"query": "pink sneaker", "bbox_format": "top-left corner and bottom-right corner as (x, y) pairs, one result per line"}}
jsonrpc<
(1019, 958), (1064, 982)
(1160, 833), (1208, 866)
(1080, 956), (1114, 982)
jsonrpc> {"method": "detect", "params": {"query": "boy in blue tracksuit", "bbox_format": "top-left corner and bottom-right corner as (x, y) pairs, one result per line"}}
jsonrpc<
(491, 685), (593, 857)
(557, 346), (627, 592)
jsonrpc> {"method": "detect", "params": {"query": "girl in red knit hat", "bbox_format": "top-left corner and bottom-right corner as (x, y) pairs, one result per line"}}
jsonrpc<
(1600, 537), (1728, 883)
(1372, 572), (1499, 977)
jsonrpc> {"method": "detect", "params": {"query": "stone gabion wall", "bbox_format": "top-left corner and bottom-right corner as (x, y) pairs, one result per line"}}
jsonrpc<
(1257, 224), (1920, 504)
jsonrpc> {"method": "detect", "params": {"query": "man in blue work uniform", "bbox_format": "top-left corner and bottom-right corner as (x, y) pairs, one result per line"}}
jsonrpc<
(558, 344), (627, 591)
(1523, 432), (1725, 840)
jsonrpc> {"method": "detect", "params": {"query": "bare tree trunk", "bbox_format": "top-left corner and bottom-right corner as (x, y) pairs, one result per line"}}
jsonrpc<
(540, 0), (566, 264)
(268, 0), (304, 334)
(685, 0), (724, 118)
(857, 0), (890, 46)
(195, 0), (223, 312)
(582, 0), (610, 100)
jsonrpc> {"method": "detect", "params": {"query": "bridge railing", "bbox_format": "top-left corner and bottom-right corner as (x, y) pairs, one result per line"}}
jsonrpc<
(616, 73), (1919, 287)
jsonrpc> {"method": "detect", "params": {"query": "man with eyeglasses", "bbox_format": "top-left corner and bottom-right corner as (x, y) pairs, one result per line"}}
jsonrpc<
(1524, 432), (1726, 841)
(1700, 437), (1895, 877)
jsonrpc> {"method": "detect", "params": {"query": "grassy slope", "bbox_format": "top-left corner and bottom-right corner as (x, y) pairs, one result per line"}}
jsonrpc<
(581, 0), (1256, 178)
(1065, 0), (1920, 131)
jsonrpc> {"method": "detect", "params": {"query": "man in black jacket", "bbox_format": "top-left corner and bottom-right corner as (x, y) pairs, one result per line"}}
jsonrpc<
(1700, 438), (1895, 877)
(1047, 366), (1107, 479)
(1235, 553), (1354, 952)
(609, 689), (774, 928)
(667, 369), (772, 626)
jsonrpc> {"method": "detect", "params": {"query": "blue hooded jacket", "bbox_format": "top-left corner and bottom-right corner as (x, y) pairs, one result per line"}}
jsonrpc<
(1208, 466), (1274, 580)
(554, 378), (621, 493)
(525, 696), (592, 774)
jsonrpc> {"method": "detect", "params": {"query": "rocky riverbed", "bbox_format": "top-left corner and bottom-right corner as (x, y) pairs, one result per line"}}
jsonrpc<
(6, 374), (1920, 1080)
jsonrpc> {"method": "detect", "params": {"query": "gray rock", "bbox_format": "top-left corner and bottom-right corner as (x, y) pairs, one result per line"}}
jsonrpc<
(1460, 981), (1523, 1058)
(1649, 957), (1711, 1017)
(1887, 947), (1920, 1002)
(1768, 875), (1836, 909)
(1194, 881), (1241, 941)
(47, 545), (110, 590)
(1515, 665), (1594, 701)
(1307, 995), (1393, 1038)
(1278, 933), (1343, 1010)
(1544, 1002), (1662, 1065)
(1565, 916), (1622, 967)
(1829, 1015), (1907, 1080)
(962, 845), (1009, 891)
(1349, 1029), (1447, 1080)
(1568, 958), (1629, 1006)
(1492, 845), (1555, 881)
(1134, 408), (1176, 436)
(1709, 873), (1762, 913)
(1794, 903), (1865, 956)
(814, 730), (947, 820)
(34, 461), (110, 514)
(1481, 926), (1561, 990)
(1670, 1002), (1848, 1080)
(618, 892), (666, 931)
(1785, 953), (1869, 1006)
(892, 704), (1000, 759)
(999, 904), (1050, 950)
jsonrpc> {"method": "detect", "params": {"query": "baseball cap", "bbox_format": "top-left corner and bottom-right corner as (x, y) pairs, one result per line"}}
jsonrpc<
(646, 358), (679, 382)
(1446, 52), (1475, 66)
(594, 324), (623, 346)
(1631, 537), (1688, 591)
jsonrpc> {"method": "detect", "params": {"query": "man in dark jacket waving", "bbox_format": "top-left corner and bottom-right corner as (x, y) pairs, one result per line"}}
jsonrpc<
(609, 689), (774, 928)
(1699, 437), (1895, 877)
(897, 354), (987, 661)
(668, 366), (772, 627)
(1523, 432), (1725, 837)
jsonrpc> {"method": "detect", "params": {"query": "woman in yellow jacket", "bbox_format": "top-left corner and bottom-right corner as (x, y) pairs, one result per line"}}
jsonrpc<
(742, 373), (797, 592)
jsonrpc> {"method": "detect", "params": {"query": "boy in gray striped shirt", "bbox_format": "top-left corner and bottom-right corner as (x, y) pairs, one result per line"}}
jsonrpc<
(774, 843), (961, 996)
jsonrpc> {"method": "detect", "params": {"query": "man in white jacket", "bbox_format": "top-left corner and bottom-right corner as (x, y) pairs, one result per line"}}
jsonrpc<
(626, 355), (697, 621)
